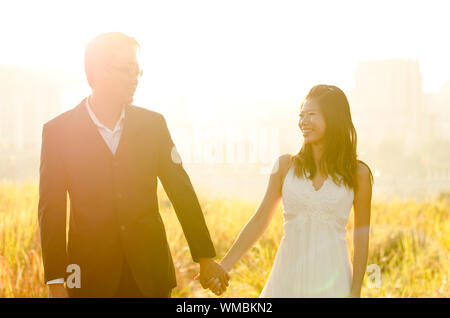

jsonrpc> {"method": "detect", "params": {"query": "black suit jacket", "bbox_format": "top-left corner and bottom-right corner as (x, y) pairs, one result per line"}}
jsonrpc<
(38, 98), (216, 297)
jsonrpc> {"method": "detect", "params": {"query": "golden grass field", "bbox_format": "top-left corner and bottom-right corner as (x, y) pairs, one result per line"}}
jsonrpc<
(0, 181), (448, 298)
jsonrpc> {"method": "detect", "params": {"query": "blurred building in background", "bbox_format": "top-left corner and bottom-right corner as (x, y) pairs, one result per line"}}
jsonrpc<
(0, 64), (80, 180)
(348, 60), (450, 199)
(433, 79), (450, 138)
(0, 61), (448, 199)
(349, 60), (425, 154)
(0, 65), (64, 149)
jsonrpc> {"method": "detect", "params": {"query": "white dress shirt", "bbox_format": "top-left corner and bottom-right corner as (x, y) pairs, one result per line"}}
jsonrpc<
(46, 97), (126, 285)
(85, 97), (126, 155)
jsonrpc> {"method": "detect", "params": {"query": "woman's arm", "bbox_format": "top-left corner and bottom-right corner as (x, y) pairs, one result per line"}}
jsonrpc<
(219, 154), (292, 272)
(350, 162), (373, 298)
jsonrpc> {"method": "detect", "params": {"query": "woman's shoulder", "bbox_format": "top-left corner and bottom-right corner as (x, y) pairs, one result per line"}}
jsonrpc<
(273, 154), (294, 179)
(278, 153), (293, 167)
(356, 160), (374, 185)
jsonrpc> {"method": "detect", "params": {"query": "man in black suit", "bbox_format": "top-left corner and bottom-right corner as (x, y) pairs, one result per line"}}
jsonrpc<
(38, 32), (229, 298)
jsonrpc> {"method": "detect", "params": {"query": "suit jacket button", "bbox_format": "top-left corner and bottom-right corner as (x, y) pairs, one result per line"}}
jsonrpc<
(120, 225), (126, 231)
(113, 161), (119, 167)
(117, 193), (122, 199)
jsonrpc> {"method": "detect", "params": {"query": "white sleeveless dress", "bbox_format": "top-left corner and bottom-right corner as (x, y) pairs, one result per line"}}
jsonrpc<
(259, 167), (354, 298)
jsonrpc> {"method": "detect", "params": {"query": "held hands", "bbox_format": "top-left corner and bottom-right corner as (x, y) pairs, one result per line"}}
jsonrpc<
(194, 258), (230, 296)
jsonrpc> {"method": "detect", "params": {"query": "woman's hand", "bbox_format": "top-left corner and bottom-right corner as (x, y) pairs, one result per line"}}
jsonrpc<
(193, 275), (226, 295)
(194, 258), (230, 296)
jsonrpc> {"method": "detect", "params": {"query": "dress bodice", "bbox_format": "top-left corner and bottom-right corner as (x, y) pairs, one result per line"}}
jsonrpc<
(281, 166), (355, 235)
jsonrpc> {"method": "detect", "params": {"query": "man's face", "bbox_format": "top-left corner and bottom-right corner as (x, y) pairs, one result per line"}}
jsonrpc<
(95, 46), (141, 105)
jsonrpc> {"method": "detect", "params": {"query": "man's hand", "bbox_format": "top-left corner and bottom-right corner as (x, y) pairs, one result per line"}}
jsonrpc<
(48, 283), (69, 298)
(349, 290), (361, 298)
(195, 258), (230, 296)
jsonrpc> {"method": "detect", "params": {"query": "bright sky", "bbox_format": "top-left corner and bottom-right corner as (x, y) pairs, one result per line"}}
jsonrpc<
(1, 0), (449, 106)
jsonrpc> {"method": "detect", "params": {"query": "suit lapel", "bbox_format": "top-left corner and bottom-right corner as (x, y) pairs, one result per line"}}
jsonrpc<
(114, 103), (137, 161)
(73, 98), (114, 162)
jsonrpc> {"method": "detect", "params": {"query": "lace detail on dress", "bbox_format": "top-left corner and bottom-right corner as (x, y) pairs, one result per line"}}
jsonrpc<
(281, 167), (354, 234)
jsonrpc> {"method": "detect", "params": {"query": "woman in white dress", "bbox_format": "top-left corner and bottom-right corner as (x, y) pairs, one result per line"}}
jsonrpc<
(207, 85), (373, 298)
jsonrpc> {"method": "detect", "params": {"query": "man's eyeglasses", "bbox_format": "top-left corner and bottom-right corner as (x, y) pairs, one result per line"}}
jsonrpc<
(109, 64), (143, 78)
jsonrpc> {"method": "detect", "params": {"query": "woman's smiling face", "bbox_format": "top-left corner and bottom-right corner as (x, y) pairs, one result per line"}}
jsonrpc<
(299, 98), (327, 145)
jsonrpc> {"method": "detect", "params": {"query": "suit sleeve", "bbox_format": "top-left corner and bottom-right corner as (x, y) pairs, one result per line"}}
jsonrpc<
(38, 123), (68, 283)
(157, 115), (216, 262)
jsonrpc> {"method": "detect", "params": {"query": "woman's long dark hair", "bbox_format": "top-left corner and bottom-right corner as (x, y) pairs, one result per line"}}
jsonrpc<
(291, 84), (373, 191)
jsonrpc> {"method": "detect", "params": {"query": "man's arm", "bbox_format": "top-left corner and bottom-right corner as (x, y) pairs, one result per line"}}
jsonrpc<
(38, 123), (69, 286)
(156, 115), (216, 262)
(156, 115), (229, 295)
